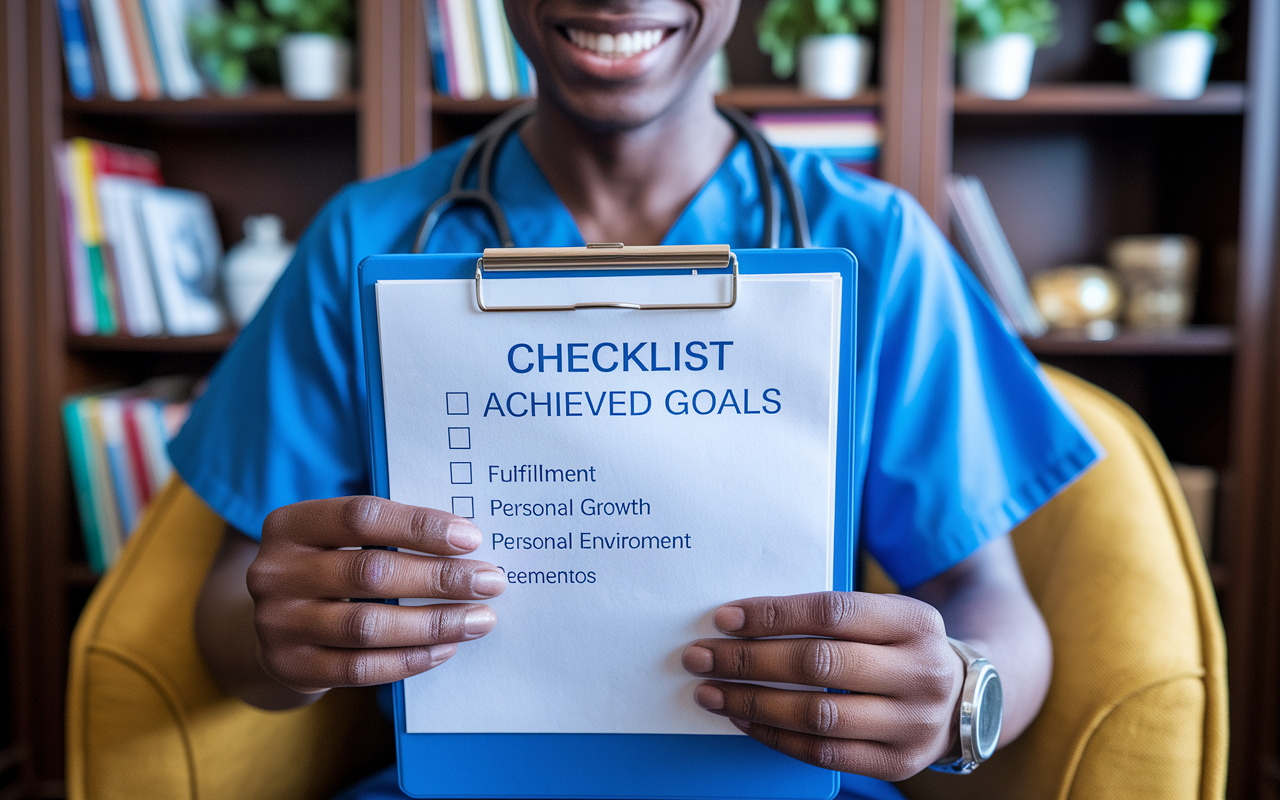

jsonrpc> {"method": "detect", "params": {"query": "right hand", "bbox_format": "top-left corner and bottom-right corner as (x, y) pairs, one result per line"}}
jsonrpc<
(247, 495), (505, 695)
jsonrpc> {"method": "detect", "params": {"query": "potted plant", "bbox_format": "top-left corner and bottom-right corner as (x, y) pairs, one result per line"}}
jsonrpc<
(1095, 0), (1229, 100)
(757, 0), (879, 99)
(188, 0), (354, 99)
(955, 0), (1061, 100)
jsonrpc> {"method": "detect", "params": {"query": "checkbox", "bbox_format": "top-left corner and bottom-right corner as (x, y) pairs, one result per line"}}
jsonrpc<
(451, 497), (474, 518)
(450, 462), (472, 484)
(446, 392), (469, 415)
(448, 427), (471, 449)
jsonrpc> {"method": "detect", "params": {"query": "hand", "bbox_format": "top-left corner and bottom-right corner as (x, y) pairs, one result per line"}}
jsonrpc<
(682, 591), (964, 781)
(247, 496), (505, 695)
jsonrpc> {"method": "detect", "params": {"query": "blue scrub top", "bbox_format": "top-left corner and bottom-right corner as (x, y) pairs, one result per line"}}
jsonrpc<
(171, 131), (1098, 590)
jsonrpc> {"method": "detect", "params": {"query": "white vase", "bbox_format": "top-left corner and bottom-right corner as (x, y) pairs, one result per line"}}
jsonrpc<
(1131, 31), (1215, 100)
(221, 215), (295, 327)
(960, 32), (1036, 100)
(279, 33), (353, 100)
(797, 34), (873, 99)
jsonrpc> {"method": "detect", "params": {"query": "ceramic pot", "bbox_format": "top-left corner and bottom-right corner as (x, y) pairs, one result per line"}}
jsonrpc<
(1107, 235), (1200, 328)
(222, 215), (295, 326)
(279, 33), (353, 100)
(797, 34), (873, 99)
(959, 32), (1036, 100)
(1131, 30), (1215, 100)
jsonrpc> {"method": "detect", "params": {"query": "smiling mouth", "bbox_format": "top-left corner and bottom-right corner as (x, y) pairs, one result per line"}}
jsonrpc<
(562, 27), (670, 59)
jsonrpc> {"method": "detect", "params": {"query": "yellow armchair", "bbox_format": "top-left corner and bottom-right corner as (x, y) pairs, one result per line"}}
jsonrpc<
(66, 367), (1226, 800)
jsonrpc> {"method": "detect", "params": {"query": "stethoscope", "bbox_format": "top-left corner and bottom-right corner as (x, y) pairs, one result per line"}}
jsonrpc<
(412, 102), (811, 253)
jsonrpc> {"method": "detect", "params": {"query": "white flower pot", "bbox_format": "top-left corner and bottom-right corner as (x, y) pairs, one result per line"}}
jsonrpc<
(1131, 31), (1215, 100)
(960, 32), (1036, 100)
(797, 34), (873, 99)
(280, 33), (353, 100)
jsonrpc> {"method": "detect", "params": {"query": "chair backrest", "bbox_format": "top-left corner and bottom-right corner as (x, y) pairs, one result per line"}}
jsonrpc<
(875, 367), (1227, 800)
(66, 477), (390, 800)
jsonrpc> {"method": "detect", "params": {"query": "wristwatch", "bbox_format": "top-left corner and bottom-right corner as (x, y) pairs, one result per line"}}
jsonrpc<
(930, 638), (1003, 774)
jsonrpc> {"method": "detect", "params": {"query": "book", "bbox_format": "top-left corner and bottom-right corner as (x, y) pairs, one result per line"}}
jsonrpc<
(116, 0), (163, 99)
(136, 186), (227, 335)
(473, 0), (515, 100)
(141, 0), (202, 99)
(56, 0), (98, 99)
(443, 0), (486, 99)
(79, 0), (111, 98)
(427, 0), (457, 96)
(754, 111), (881, 177)
(54, 146), (98, 335)
(62, 379), (194, 573)
(67, 139), (120, 333)
(87, 0), (140, 100)
(97, 176), (166, 335)
(946, 174), (1048, 337)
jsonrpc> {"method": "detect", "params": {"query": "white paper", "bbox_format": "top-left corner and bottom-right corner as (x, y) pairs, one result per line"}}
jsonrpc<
(376, 274), (841, 735)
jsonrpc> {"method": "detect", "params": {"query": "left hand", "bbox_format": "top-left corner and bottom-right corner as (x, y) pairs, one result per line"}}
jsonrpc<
(682, 591), (965, 781)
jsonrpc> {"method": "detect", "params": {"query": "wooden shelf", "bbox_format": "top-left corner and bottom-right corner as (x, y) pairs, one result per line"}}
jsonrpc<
(954, 82), (1247, 116)
(1024, 325), (1236, 356)
(67, 331), (238, 353)
(63, 563), (99, 587)
(425, 86), (881, 115)
(63, 90), (359, 118)
(717, 85), (880, 112)
(1210, 562), (1229, 591)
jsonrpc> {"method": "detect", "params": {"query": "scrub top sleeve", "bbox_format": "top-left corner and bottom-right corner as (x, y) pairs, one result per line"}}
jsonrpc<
(860, 193), (1101, 589)
(168, 189), (369, 540)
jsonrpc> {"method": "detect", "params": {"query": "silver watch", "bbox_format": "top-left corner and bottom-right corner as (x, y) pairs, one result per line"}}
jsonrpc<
(929, 638), (1003, 774)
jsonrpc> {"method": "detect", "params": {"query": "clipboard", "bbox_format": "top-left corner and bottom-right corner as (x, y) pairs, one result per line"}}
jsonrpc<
(358, 245), (858, 800)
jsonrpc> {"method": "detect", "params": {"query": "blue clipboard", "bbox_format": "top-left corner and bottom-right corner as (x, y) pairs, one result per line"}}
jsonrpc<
(358, 246), (858, 800)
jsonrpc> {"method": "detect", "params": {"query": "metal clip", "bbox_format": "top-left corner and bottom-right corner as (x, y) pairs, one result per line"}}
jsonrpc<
(474, 244), (738, 312)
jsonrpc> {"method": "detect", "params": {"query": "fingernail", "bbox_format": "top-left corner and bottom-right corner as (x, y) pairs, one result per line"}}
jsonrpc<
(430, 643), (458, 666)
(472, 569), (505, 597)
(694, 684), (724, 710)
(447, 522), (482, 550)
(714, 606), (746, 632)
(682, 645), (714, 674)
(464, 607), (496, 636)
(730, 718), (750, 732)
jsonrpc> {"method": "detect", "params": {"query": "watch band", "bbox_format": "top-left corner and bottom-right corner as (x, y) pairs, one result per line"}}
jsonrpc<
(930, 638), (1003, 775)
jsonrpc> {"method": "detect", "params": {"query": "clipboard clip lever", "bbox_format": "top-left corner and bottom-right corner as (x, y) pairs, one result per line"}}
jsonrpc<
(474, 243), (738, 312)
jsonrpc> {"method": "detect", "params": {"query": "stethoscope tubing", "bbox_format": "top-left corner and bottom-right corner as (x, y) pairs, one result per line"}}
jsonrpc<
(413, 102), (810, 253)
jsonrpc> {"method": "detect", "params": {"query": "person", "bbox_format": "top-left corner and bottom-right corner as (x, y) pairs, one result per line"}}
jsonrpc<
(181, 1), (1101, 798)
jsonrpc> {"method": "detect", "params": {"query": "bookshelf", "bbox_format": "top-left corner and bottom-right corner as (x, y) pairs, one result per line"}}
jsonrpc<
(0, 0), (1277, 798)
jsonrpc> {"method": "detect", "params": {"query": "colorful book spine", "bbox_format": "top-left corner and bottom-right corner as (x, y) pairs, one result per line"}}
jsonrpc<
(54, 145), (98, 335)
(425, 0), (454, 95)
(88, 0), (140, 100)
(443, 0), (485, 100)
(67, 138), (120, 334)
(56, 0), (98, 99)
(473, 0), (514, 100)
(62, 398), (109, 573)
(116, 0), (163, 99)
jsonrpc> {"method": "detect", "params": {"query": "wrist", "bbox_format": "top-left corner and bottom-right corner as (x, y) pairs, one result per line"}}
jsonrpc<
(930, 638), (1003, 775)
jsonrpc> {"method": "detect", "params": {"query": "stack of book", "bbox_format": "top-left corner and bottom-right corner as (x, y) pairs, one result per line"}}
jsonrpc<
(55, 0), (203, 101)
(55, 138), (228, 338)
(62, 378), (195, 573)
(426, 0), (537, 100)
(754, 112), (881, 177)
(947, 174), (1048, 337)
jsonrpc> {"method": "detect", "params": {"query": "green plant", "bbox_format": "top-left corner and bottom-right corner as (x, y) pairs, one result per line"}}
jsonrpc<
(188, 0), (354, 95)
(954, 0), (1061, 48)
(756, 0), (879, 79)
(1095, 0), (1229, 52)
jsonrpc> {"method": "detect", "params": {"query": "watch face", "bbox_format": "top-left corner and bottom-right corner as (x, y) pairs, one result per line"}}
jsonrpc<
(973, 669), (1004, 762)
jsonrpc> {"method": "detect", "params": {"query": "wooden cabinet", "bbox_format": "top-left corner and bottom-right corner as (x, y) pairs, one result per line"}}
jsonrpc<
(1, 0), (1277, 797)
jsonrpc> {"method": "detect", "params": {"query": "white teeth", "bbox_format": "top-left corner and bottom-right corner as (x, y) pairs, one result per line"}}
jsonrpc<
(565, 27), (665, 58)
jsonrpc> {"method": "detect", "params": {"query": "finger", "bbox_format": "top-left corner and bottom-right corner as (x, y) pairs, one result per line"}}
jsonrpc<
(266, 642), (460, 693)
(712, 592), (943, 644)
(682, 638), (917, 695)
(734, 720), (926, 782)
(264, 496), (483, 555)
(694, 682), (927, 744)
(256, 548), (505, 601)
(274, 601), (496, 649)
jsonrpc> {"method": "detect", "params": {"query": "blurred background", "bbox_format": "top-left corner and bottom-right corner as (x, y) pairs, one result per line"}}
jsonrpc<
(1, 0), (1278, 797)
